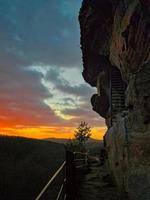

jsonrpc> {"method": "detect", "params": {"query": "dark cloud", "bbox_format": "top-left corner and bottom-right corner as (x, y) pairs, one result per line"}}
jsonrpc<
(45, 67), (94, 96)
(0, 62), (63, 127)
(0, 0), (82, 67)
(63, 104), (105, 127)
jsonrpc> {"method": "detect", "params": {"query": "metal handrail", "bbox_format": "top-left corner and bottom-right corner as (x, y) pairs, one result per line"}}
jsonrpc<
(56, 178), (66, 200)
(56, 183), (64, 200)
(35, 161), (66, 200)
(34, 151), (89, 200)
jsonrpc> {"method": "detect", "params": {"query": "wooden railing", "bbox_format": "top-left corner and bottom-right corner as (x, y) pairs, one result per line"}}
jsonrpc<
(34, 151), (88, 200)
(66, 151), (88, 200)
(35, 161), (66, 200)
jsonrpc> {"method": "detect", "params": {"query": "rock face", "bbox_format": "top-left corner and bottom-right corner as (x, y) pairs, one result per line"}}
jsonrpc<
(79, 0), (150, 199)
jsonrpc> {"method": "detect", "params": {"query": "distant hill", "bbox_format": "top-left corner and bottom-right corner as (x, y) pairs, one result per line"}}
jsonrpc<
(45, 137), (70, 144)
(45, 138), (104, 156)
(0, 135), (65, 200)
(85, 139), (104, 155)
(45, 137), (103, 144)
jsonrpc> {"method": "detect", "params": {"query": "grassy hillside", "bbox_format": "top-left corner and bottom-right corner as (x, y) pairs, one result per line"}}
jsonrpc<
(0, 135), (65, 200)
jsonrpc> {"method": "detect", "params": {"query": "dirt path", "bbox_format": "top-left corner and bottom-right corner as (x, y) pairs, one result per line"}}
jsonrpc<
(76, 158), (120, 200)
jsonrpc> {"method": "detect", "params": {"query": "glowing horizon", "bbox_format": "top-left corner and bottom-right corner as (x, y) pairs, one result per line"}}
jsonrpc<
(0, 126), (107, 140)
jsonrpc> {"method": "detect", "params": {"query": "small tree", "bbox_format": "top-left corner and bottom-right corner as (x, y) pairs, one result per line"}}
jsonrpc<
(74, 121), (91, 145)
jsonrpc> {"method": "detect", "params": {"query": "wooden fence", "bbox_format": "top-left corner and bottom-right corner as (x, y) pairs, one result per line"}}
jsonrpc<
(34, 151), (88, 200)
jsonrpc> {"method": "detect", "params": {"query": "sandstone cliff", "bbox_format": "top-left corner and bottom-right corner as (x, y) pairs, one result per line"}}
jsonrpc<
(79, 0), (150, 199)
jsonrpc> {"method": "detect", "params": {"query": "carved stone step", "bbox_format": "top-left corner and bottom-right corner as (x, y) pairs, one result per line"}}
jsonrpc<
(112, 108), (125, 111)
(112, 99), (125, 102)
(112, 100), (125, 102)
(112, 96), (125, 98)
(112, 104), (125, 105)
(111, 78), (123, 81)
(112, 91), (125, 93)
(112, 105), (125, 107)
(112, 86), (125, 88)
(111, 91), (125, 93)
(111, 84), (125, 86)
(112, 97), (125, 99)
(112, 94), (125, 96)
(112, 104), (125, 106)
(112, 93), (125, 96)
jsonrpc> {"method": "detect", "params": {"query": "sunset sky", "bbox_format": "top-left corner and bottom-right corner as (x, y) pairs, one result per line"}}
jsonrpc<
(0, 0), (106, 139)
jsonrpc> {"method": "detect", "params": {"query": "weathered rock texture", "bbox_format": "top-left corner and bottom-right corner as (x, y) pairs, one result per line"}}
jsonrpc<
(79, 0), (150, 199)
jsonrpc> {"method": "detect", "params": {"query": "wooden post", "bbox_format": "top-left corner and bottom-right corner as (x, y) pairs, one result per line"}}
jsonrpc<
(65, 151), (76, 200)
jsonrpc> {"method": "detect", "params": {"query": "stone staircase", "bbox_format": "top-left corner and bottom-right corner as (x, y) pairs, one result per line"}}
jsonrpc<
(111, 68), (126, 125)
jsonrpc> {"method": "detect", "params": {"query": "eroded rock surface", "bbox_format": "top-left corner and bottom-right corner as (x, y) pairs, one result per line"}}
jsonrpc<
(79, 0), (150, 199)
(76, 159), (121, 200)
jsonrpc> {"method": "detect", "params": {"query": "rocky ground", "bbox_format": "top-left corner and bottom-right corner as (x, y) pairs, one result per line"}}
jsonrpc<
(76, 158), (127, 200)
